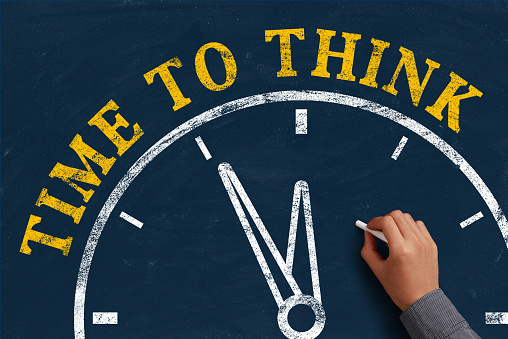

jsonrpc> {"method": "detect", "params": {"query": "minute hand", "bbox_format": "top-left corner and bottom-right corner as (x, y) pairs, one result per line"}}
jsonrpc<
(218, 162), (322, 306)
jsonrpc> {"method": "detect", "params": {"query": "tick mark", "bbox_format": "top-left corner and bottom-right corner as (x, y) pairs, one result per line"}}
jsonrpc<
(295, 109), (307, 134)
(120, 211), (143, 229)
(391, 136), (408, 160)
(93, 312), (118, 325)
(460, 211), (484, 229)
(195, 136), (212, 160)
(486, 312), (508, 324)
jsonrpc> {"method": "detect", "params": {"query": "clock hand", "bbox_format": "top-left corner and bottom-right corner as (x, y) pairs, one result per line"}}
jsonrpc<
(218, 162), (301, 304)
(218, 162), (325, 339)
(287, 180), (322, 303)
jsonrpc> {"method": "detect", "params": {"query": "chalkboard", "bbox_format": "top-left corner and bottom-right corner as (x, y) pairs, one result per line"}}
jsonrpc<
(2, 2), (508, 338)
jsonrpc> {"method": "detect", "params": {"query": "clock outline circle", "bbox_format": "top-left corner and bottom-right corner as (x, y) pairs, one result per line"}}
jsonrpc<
(73, 90), (508, 338)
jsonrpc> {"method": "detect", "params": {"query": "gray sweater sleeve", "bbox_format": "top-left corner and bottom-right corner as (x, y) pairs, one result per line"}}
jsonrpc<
(399, 289), (481, 339)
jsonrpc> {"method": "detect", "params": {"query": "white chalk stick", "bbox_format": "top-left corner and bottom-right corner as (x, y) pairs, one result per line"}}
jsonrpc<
(355, 220), (388, 243)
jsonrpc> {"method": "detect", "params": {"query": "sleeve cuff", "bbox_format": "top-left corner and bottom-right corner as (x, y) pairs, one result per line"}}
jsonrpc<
(399, 289), (470, 339)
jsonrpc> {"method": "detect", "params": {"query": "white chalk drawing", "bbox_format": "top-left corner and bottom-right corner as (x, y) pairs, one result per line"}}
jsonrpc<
(195, 136), (212, 160)
(460, 211), (484, 229)
(486, 312), (508, 325)
(391, 136), (408, 160)
(75, 91), (508, 338)
(119, 211), (144, 229)
(296, 109), (308, 135)
(218, 162), (324, 338)
(92, 312), (118, 325)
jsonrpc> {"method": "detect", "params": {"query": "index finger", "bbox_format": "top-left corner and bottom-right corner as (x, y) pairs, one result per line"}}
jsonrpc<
(367, 216), (404, 246)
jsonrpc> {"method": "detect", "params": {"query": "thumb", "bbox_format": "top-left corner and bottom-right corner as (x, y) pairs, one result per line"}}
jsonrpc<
(361, 231), (384, 276)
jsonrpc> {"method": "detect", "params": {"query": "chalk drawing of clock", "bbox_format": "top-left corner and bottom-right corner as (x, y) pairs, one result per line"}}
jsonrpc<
(74, 91), (508, 338)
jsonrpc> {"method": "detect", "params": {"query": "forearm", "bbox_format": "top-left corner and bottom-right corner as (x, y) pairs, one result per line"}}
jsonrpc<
(400, 289), (481, 339)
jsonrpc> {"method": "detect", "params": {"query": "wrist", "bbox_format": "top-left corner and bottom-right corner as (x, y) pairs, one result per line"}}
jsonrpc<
(398, 285), (440, 311)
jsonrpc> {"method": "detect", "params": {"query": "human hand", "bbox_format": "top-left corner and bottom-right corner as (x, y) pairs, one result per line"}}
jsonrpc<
(360, 210), (439, 311)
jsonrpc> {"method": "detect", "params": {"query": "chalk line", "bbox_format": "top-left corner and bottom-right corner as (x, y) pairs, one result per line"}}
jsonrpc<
(460, 211), (484, 229)
(92, 312), (118, 325)
(295, 109), (308, 134)
(391, 136), (408, 160)
(195, 136), (212, 160)
(119, 211), (144, 229)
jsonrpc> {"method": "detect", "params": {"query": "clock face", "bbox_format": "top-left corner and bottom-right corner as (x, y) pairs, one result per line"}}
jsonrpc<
(75, 92), (508, 338)
(2, 2), (508, 339)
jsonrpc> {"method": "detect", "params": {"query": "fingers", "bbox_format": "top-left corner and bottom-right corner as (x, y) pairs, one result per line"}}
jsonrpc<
(368, 210), (429, 245)
(403, 212), (426, 243)
(367, 215), (404, 246)
(389, 210), (423, 241)
(416, 220), (435, 244)
(361, 231), (384, 276)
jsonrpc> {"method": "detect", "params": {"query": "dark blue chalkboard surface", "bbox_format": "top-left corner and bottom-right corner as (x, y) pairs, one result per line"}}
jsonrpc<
(2, 2), (508, 338)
